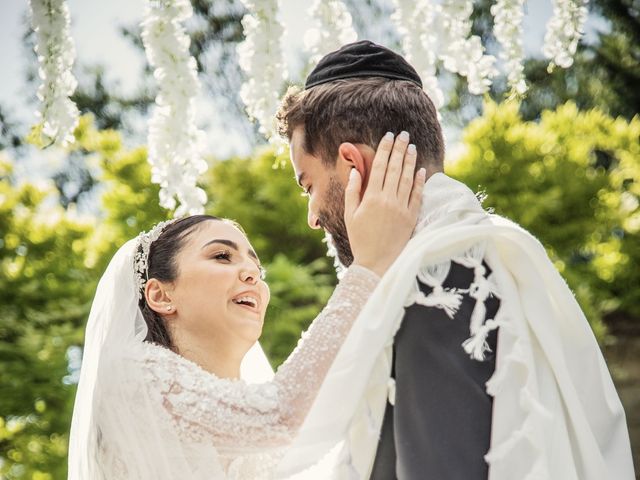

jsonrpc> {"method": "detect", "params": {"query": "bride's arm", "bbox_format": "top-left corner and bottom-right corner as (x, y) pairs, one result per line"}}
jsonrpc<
(139, 264), (378, 450)
(272, 264), (378, 430)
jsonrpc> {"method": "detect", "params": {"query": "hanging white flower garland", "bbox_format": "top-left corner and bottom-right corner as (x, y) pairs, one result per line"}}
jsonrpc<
(491, 0), (527, 95)
(438, 0), (498, 95)
(390, 0), (591, 102)
(305, 0), (358, 65)
(28, 0), (80, 147)
(392, 0), (497, 109)
(141, 0), (208, 217)
(26, 0), (591, 217)
(237, 0), (288, 149)
(543, 0), (589, 69)
(392, 0), (444, 109)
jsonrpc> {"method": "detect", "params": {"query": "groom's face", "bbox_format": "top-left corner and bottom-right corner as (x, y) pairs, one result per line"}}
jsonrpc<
(289, 127), (355, 266)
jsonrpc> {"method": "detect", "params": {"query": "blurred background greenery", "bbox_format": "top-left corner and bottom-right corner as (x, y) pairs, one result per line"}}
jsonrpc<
(1, 0), (639, 478)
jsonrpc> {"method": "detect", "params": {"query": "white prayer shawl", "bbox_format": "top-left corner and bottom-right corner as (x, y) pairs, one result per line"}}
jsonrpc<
(277, 173), (634, 480)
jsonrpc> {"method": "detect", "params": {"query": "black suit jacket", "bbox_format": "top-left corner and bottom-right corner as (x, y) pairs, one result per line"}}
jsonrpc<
(369, 260), (500, 480)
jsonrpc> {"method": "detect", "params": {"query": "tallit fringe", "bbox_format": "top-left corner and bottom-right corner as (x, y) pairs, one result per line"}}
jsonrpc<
(484, 322), (522, 397)
(484, 387), (551, 480)
(483, 315), (552, 480)
(462, 318), (502, 361)
(407, 242), (507, 361)
(453, 242), (502, 361)
(387, 378), (397, 406)
(413, 288), (462, 319)
(411, 259), (463, 319)
(484, 408), (549, 480)
(463, 242), (550, 478)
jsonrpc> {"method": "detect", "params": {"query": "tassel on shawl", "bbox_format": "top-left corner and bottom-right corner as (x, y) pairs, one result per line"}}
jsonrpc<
(484, 320), (520, 397)
(462, 319), (502, 360)
(408, 242), (503, 360)
(481, 244), (552, 480)
(387, 378), (396, 406)
(410, 259), (463, 319)
(414, 287), (463, 319)
(484, 385), (551, 480)
(454, 242), (502, 361)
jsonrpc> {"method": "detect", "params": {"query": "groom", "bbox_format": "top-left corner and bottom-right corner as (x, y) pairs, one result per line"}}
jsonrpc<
(277, 39), (497, 480)
(276, 40), (634, 479)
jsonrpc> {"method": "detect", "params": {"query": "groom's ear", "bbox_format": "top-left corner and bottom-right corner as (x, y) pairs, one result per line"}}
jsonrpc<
(337, 142), (375, 189)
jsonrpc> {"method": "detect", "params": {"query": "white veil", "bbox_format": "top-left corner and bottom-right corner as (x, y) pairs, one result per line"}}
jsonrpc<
(68, 237), (273, 479)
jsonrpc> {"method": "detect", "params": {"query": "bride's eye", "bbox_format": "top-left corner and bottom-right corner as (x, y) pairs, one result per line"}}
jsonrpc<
(213, 250), (231, 261)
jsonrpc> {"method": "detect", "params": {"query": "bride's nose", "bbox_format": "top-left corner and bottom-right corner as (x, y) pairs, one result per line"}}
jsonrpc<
(240, 262), (260, 284)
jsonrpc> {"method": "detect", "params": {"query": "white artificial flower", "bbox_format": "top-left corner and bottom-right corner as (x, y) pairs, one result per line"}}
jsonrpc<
(491, 0), (527, 94)
(543, 0), (589, 69)
(392, 0), (497, 108)
(29, 0), (79, 147)
(237, 0), (287, 149)
(305, 0), (357, 65)
(438, 0), (498, 95)
(141, 0), (208, 216)
(392, 0), (444, 109)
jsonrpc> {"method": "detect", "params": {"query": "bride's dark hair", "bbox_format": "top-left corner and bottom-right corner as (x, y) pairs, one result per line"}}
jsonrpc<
(138, 214), (222, 351)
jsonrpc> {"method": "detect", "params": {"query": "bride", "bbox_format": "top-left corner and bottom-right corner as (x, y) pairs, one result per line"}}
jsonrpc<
(68, 133), (425, 479)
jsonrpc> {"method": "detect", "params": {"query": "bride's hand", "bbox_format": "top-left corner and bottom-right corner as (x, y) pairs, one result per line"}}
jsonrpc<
(345, 131), (426, 277)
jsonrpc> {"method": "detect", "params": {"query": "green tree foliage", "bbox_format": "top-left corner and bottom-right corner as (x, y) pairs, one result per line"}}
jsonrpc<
(449, 100), (640, 334)
(1, 115), (336, 476)
(585, 0), (640, 120)
(515, 0), (640, 123)
(0, 153), (95, 479)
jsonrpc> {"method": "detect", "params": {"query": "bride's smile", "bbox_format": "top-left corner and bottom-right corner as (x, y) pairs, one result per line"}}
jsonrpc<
(144, 219), (271, 377)
(230, 291), (262, 314)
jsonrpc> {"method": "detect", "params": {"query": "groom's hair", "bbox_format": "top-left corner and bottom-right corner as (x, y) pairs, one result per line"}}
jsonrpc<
(276, 77), (444, 171)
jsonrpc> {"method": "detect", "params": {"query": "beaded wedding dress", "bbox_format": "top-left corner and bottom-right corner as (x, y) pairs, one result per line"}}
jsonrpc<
(67, 236), (379, 480)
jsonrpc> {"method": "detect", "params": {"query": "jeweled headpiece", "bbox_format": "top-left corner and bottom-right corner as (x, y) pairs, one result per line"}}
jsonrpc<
(133, 219), (175, 300)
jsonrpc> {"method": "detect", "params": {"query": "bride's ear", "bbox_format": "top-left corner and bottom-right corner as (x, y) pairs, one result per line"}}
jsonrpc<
(337, 142), (374, 187)
(145, 279), (175, 315)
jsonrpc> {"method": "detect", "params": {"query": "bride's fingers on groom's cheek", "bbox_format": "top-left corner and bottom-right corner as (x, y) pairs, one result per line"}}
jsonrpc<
(409, 168), (427, 214)
(344, 168), (363, 217)
(383, 131), (410, 195)
(368, 132), (394, 192)
(398, 143), (417, 205)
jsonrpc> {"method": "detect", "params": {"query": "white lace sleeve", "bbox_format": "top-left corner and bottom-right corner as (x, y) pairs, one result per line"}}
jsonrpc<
(139, 265), (379, 450)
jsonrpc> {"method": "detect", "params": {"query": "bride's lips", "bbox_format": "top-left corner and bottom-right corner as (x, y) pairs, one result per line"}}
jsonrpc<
(230, 291), (261, 314)
(231, 301), (260, 314)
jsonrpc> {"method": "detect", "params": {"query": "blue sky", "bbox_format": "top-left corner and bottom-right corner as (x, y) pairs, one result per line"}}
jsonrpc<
(0, 1), (606, 160)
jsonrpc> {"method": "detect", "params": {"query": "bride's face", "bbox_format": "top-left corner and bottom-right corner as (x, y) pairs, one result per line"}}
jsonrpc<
(167, 220), (270, 349)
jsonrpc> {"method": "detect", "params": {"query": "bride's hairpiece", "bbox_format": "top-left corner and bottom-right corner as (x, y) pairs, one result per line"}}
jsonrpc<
(134, 219), (175, 300)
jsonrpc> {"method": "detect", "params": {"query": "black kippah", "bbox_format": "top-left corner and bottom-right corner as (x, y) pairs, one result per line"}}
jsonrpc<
(304, 40), (422, 90)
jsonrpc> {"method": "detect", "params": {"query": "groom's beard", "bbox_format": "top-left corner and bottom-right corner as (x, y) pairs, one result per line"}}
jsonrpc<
(318, 177), (354, 267)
